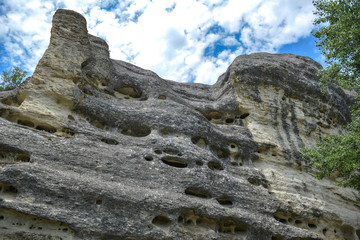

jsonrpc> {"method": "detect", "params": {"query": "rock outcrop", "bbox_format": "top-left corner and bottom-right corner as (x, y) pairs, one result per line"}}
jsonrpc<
(0, 9), (359, 240)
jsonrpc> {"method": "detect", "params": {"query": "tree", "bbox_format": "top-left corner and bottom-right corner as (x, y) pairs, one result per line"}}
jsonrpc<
(312, 0), (360, 90)
(0, 67), (27, 91)
(302, 0), (360, 197)
(301, 109), (360, 195)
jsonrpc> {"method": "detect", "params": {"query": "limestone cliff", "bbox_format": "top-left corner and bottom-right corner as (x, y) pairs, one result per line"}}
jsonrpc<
(0, 9), (359, 240)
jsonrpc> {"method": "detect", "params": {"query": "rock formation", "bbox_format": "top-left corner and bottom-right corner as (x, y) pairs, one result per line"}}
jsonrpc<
(0, 9), (359, 240)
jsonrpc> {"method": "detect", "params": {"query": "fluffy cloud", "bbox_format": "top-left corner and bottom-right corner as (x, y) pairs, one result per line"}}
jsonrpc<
(0, 0), (315, 84)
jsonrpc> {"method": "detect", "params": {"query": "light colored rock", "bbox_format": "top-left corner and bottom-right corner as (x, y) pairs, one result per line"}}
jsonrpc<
(0, 9), (359, 240)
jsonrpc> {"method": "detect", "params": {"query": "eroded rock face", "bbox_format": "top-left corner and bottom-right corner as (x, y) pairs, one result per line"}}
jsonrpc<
(0, 9), (359, 240)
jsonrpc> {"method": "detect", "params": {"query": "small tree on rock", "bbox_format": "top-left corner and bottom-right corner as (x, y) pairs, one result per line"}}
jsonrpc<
(0, 67), (27, 91)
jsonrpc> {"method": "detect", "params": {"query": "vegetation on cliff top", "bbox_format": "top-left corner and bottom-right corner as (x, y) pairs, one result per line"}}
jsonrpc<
(302, 0), (360, 197)
(0, 67), (27, 91)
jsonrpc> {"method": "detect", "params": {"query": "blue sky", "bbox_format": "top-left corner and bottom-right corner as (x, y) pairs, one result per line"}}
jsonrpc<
(0, 0), (323, 84)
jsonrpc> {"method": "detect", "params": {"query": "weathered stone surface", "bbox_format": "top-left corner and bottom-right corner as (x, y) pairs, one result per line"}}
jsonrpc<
(0, 9), (359, 240)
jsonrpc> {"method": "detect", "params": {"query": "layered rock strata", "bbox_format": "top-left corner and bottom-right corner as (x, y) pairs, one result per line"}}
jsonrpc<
(0, 9), (359, 240)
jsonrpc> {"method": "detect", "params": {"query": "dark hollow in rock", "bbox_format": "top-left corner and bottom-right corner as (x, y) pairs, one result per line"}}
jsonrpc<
(36, 125), (57, 133)
(240, 113), (250, 119)
(0, 183), (18, 194)
(121, 125), (151, 137)
(152, 215), (171, 226)
(0, 145), (31, 163)
(216, 197), (233, 206)
(161, 157), (188, 168)
(101, 138), (119, 145)
(247, 177), (260, 186)
(114, 86), (141, 98)
(207, 161), (224, 170)
(185, 187), (211, 199)
(17, 119), (35, 128)
(144, 156), (153, 161)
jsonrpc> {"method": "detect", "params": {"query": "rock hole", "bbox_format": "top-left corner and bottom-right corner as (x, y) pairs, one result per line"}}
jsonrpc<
(115, 86), (141, 98)
(240, 113), (250, 119)
(225, 118), (234, 124)
(322, 228), (328, 236)
(61, 128), (75, 137)
(163, 148), (181, 155)
(152, 215), (171, 226)
(101, 80), (107, 87)
(248, 177), (260, 186)
(208, 161), (223, 170)
(0, 150), (31, 163)
(158, 95), (166, 100)
(90, 120), (107, 130)
(144, 156), (153, 161)
(195, 160), (203, 166)
(185, 187), (211, 198)
(279, 218), (287, 223)
(96, 199), (102, 205)
(17, 119), (35, 128)
(219, 219), (248, 234)
(191, 137), (207, 149)
(160, 128), (169, 136)
(0, 216), (3, 220)
(36, 125), (57, 133)
(2, 98), (20, 107)
(0, 184), (18, 194)
(308, 223), (317, 229)
(216, 149), (228, 159)
(121, 125), (151, 137)
(161, 156), (187, 168)
(216, 197), (233, 206)
(209, 111), (222, 119)
(295, 220), (303, 224)
(154, 149), (162, 155)
(101, 138), (119, 145)
(68, 115), (75, 121)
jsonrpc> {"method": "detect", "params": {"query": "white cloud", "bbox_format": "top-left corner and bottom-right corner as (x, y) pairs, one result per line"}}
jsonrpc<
(222, 36), (239, 46)
(0, 0), (316, 84)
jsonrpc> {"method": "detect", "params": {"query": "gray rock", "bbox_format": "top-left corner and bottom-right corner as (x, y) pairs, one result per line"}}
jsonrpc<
(0, 9), (359, 240)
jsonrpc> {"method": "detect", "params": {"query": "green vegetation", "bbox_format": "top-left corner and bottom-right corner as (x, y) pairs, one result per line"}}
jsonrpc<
(0, 67), (27, 91)
(312, 0), (360, 90)
(301, 109), (360, 194)
(302, 0), (360, 196)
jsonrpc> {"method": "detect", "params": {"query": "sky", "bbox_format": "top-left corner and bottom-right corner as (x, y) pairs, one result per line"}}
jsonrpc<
(0, 0), (323, 85)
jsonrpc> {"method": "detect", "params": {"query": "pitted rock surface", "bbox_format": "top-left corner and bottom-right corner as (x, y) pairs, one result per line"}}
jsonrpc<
(0, 9), (359, 240)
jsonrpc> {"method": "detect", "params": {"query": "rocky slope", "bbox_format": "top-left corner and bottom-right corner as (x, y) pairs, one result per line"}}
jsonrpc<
(0, 9), (359, 240)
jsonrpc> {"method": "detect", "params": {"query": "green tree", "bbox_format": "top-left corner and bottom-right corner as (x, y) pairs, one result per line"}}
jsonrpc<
(0, 67), (27, 91)
(302, 0), (360, 196)
(312, 0), (360, 90)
